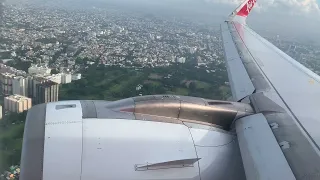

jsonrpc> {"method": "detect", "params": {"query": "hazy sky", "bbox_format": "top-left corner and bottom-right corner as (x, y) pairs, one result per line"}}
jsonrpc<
(209, 0), (320, 14)
(218, 0), (320, 42)
(131, 0), (320, 42)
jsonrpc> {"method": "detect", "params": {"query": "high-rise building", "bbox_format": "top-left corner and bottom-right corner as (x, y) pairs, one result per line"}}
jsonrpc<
(32, 76), (48, 101)
(35, 81), (59, 104)
(61, 73), (72, 84)
(26, 76), (34, 98)
(12, 76), (28, 97)
(0, 72), (15, 95)
(4, 95), (32, 113)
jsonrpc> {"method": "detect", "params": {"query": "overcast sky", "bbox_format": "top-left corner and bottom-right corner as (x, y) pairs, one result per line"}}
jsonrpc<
(133, 0), (320, 43)
(204, 0), (320, 42)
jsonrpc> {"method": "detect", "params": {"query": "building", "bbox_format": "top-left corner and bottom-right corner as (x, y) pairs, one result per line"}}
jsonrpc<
(170, 55), (176, 62)
(45, 74), (62, 84)
(0, 105), (2, 119)
(4, 95), (32, 113)
(61, 73), (72, 84)
(12, 76), (28, 97)
(30, 76), (50, 103)
(0, 72), (15, 95)
(26, 76), (34, 98)
(177, 57), (186, 64)
(136, 84), (143, 91)
(35, 81), (59, 104)
(71, 73), (81, 81)
(43, 73), (72, 84)
(197, 57), (206, 66)
(189, 47), (197, 54)
(28, 65), (51, 75)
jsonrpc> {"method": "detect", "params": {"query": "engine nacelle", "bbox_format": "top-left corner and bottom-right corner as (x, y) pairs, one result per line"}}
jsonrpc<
(20, 95), (252, 180)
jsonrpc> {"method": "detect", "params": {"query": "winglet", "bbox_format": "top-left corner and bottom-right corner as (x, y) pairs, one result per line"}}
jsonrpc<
(229, 0), (257, 24)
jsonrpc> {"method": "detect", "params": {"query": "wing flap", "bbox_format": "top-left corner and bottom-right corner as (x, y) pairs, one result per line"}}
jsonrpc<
(236, 113), (295, 180)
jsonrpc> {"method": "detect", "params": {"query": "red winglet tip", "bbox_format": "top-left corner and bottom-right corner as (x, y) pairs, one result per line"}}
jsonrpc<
(236, 0), (257, 17)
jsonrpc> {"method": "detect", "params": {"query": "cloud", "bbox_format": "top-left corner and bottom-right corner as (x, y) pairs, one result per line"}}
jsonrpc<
(271, 0), (320, 14)
(204, 0), (320, 15)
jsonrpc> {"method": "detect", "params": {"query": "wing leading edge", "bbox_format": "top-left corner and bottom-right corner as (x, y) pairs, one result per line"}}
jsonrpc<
(222, 0), (320, 179)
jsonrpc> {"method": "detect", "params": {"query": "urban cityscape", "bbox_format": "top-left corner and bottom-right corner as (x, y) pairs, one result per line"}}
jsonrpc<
(0, 0), (225, 113)
(1, 0), (320, 179)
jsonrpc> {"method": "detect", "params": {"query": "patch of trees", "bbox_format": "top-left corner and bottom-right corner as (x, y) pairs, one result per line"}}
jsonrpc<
(60, 60), (230, 102)
(0, 112), (27, 172)
(6, 60), (31, 72)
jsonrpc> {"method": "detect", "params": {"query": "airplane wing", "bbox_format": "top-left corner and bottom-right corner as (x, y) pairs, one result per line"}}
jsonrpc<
(222, 0), (320, 179)
(19, 1), (320, 180)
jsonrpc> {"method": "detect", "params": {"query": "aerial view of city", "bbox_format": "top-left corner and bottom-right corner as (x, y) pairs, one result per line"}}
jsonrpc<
(1, 0), (320, 179)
